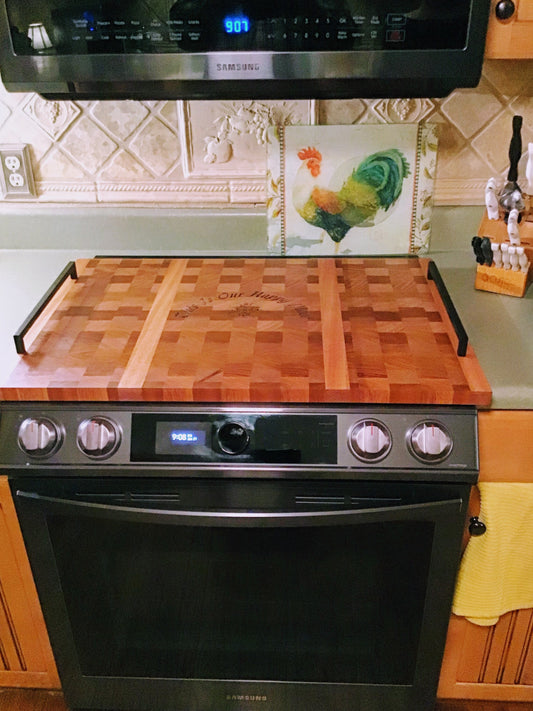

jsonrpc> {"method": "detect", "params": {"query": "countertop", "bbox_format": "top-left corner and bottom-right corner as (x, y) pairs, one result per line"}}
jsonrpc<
(0, 205), (531, 409)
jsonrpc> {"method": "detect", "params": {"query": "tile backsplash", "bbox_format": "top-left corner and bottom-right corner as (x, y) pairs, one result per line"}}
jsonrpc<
(0, 59), (532, 208)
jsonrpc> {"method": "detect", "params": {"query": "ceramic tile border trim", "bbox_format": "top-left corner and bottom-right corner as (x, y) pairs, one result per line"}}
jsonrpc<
(434, 179), (488, 206)
(29, 177), (484, 206)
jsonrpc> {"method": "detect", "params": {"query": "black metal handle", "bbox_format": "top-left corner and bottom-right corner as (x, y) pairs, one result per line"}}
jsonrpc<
(427, 260), (468, 358)
(507, 115), (522, 183)
(468, 516), (487, 536)
(14, 261), (78, 355)
(16, 490), (462, 528)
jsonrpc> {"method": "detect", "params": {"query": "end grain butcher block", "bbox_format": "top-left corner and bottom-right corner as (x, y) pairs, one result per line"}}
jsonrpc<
(0, 257), (492, 405)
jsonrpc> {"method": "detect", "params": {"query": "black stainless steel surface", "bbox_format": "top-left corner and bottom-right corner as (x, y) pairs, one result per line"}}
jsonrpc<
(0, 403), (478, 480)
(12, 477), (469, 711)
(2, 403), (478, 711)
(0, 0), (491, 99)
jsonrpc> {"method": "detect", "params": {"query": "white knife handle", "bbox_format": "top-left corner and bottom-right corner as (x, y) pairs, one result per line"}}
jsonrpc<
(526, 143), (533, 194)
(485, 177), (500, 219)
(507, 208), (521, 246)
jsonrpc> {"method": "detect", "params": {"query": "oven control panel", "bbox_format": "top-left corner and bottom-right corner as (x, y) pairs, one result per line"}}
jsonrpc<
(0, 404), (478, 477)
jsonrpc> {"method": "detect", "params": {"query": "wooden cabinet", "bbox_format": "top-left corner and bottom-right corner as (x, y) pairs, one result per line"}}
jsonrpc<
(438, 410), (533, 700)
(0, 476), (60, 688)
(485, 0), (533, 58)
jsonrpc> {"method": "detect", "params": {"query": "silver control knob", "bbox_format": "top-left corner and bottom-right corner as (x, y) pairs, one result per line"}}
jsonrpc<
(348, 420), (392, 462)
(18, 417), (62, 457)
(408, 421), (453, 463)
(77, 417), (120, 458)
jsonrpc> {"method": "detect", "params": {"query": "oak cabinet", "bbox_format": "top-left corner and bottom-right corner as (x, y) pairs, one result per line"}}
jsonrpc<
(485, 0), (533, 58)
(438, 410), (533, 700)
(0, 476), (59, 688)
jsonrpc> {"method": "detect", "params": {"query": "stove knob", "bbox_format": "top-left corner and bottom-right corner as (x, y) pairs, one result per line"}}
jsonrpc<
(217, 421), (249, 455)
(408, 421), (452, 463)
(348, 420), (392, 462)
(18, 417), (62, 457)
(77, 417), (121, 458)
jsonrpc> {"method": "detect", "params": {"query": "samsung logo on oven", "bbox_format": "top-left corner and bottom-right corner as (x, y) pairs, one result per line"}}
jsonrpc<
(226, 694), (267, 702)
(216, 63), (261, 72)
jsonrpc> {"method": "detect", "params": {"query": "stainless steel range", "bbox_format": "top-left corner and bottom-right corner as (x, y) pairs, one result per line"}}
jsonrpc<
(0, 401), (478, 711)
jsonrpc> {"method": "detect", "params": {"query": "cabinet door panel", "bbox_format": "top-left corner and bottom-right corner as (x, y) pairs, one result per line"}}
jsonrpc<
(518, 0), (533, 21)
(0, 582), (24, 672)
(0, 477), (59, 688)
(502, 609), (533, 685)
(519, 617), (533, 685)
(485, 0), (533, 58)
(439, 612), (533, 700)
(439, 411), (533, 700)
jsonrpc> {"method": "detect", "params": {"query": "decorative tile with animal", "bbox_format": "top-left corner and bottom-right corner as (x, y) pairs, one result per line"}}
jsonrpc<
(267, 123), (438, 255)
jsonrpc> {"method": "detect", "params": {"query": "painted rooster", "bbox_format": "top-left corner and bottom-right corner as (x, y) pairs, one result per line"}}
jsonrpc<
(293, 146), (410, 244)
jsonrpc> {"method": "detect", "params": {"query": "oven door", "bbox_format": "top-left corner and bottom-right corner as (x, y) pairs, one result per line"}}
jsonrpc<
(11, 476), (469, 711)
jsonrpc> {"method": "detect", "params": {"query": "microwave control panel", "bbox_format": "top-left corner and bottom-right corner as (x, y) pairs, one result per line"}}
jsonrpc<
(5, 0), (471, 55)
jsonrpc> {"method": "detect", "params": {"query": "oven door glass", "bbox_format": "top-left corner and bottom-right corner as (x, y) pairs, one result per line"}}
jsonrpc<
(13, 477), (466, 707)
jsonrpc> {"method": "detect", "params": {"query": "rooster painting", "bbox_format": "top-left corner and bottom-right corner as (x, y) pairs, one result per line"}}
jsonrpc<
(293, 146), (411, 246)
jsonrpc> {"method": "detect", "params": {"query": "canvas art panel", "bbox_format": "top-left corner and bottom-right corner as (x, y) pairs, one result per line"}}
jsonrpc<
(267, 123), (438, 255)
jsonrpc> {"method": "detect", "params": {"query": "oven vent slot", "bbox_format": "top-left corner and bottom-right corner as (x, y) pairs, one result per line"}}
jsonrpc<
(350, 497), (403, 507)
(74, 492), (181, 504)
(75, 493), (127, 501)
(295, 496), (346, 506)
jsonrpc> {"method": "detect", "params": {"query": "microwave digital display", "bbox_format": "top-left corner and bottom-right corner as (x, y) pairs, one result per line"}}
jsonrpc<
(223, 15), (251, 34)
(6, 0), (471, 56)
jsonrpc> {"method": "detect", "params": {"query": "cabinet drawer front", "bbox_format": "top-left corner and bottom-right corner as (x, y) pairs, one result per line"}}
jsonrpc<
(518, 0), (533, 22)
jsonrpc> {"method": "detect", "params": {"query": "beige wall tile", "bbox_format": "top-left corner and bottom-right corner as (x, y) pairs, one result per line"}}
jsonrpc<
(0, 59), (532, 207)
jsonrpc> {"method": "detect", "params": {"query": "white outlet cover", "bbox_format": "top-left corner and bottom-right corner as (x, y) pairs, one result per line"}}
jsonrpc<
(5, 156), (21, 172)
(8, 173), (25, 187)
(0, 143), (37, 199)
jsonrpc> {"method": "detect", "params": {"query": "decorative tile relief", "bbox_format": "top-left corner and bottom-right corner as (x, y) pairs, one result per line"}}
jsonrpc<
(0, 59), (532, 207)
(22, 95), (80, 139)
(373, 98), (435, 123)
(179, 100), (316, 178)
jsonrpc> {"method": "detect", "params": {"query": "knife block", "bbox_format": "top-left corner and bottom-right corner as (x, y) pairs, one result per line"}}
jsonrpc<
(475, 206), (533, 298)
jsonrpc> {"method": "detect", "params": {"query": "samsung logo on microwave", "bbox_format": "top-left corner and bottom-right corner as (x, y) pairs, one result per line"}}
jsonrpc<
(226, 694), (267, 702)
(216, 63), (261, 72)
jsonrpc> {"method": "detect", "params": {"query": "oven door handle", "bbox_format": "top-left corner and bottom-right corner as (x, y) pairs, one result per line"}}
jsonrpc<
(15, 490), (464, 527)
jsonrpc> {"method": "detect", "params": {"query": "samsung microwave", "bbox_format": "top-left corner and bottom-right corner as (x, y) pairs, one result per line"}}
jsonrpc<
(0, 0), (491, 100)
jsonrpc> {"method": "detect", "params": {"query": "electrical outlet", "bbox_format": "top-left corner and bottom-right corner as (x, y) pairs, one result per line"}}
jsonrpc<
(0, 144), (37, 199)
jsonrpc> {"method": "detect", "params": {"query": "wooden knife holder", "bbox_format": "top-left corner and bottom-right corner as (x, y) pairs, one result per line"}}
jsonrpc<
(475, 199), (533, 298)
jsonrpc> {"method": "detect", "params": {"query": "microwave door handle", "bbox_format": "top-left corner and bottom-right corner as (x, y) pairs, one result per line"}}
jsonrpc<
(15, 490), (464, 526)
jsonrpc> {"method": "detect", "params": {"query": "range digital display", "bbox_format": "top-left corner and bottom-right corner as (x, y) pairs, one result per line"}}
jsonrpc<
(169, 429), (207, 445)
(155, 422), (210, 455)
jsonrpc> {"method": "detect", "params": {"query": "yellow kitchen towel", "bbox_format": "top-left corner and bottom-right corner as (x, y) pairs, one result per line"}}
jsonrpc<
(452, 482), (533, 626)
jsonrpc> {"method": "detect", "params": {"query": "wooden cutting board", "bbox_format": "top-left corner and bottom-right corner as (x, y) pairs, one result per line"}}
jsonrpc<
(0, 257), (492, 405)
